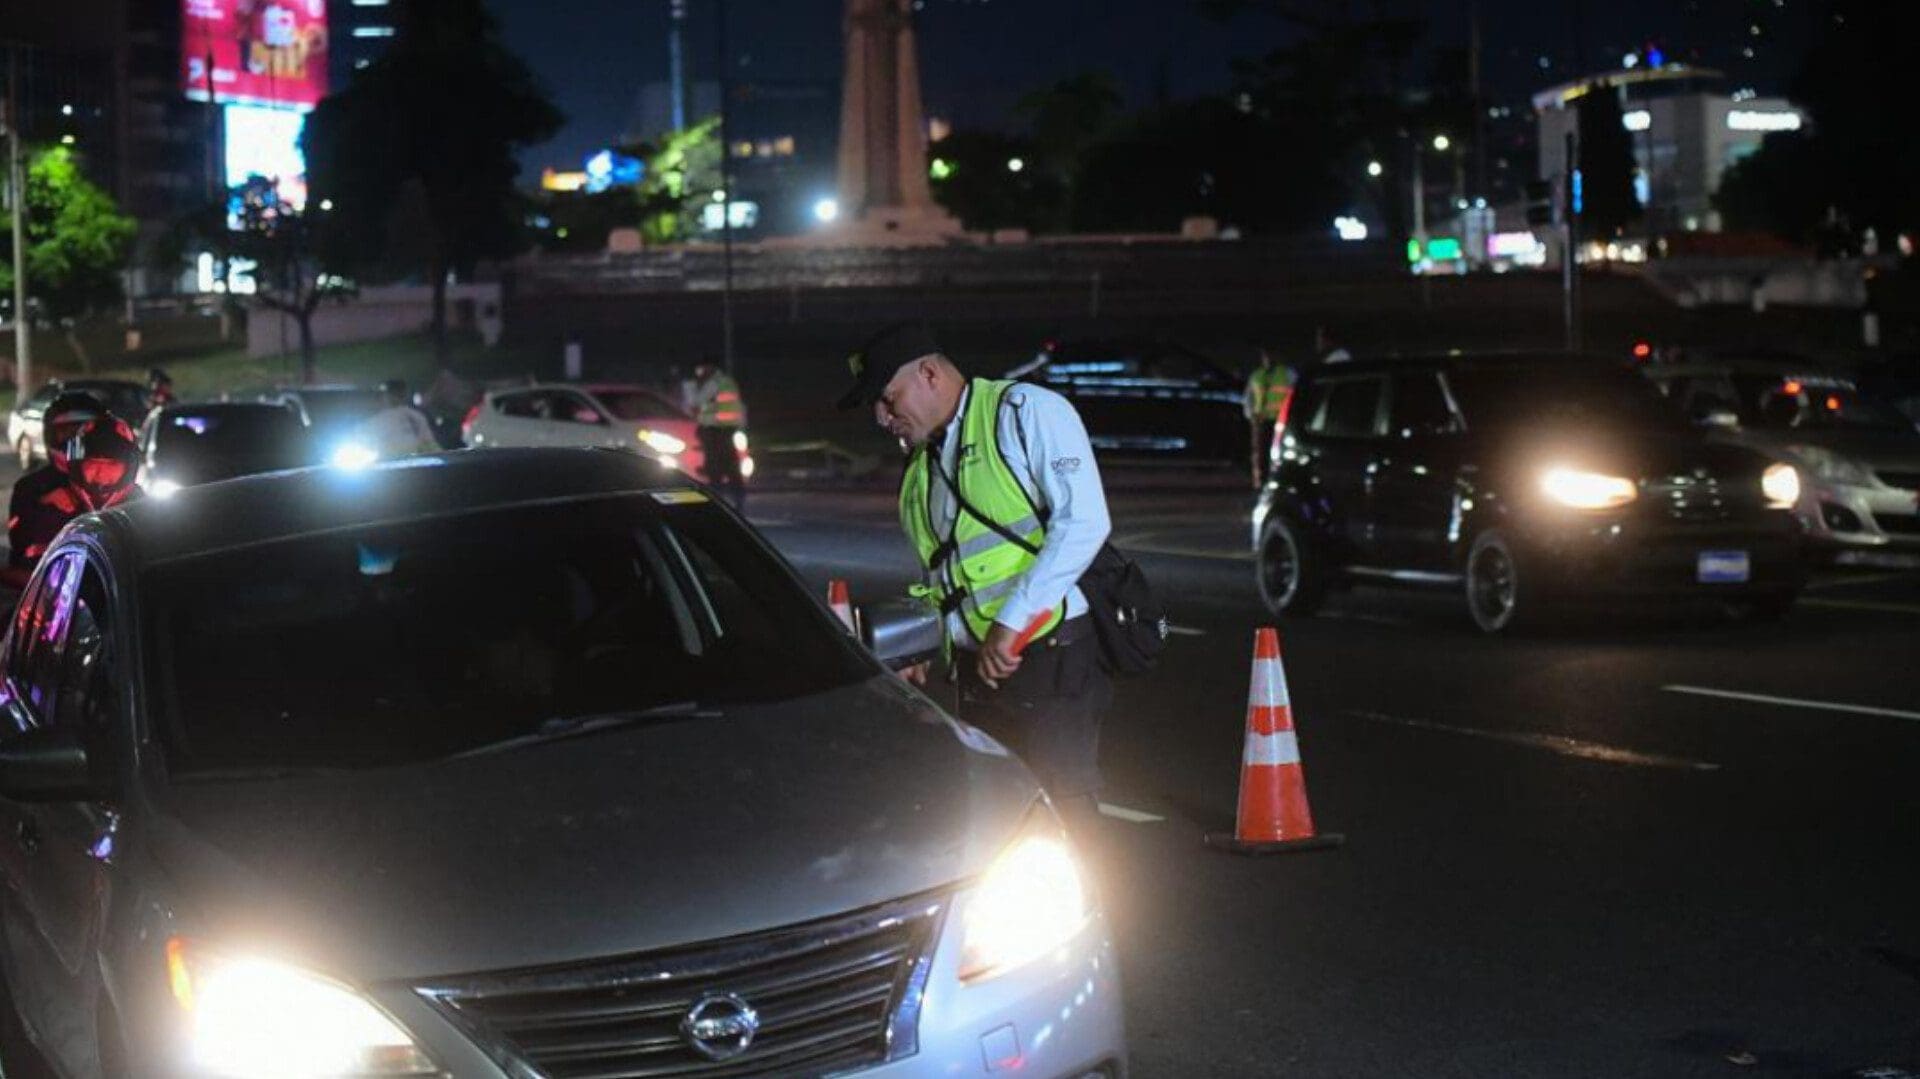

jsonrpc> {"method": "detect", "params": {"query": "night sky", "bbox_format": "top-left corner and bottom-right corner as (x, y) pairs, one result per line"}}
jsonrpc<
(491, 0), (1814, 173)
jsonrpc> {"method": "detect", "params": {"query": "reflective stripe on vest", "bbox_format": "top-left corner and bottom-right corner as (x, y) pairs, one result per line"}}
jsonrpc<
(697, 376), (746, 428)
(899, 379), (1066, 647)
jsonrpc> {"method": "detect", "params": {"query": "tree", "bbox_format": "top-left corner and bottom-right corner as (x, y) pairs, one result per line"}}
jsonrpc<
(1574, 84), (1640, 240)
(927, 129), (1060, 233)
(1715, 132), (1830, 246)
(302, 0), (562, 365)
(1014, 73), (1123, 231)
(0, 145), (136, 372)
(632, 117), (722, 245)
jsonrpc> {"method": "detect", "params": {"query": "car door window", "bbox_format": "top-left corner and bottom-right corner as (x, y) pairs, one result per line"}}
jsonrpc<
(1310, 378), (1387, 439)
(494, 392), (540, 419)
(1390, 373), (1462, 437)
(551, 392), (607, 426)
(2, 552), (83, 730)
(49, 566), (118, 757)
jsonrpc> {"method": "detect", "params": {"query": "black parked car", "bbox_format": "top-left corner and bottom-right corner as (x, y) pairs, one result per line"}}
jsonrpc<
(1007, 338), (1245, 464)
(1251, 354), (1807, 632)
(137, 403), (316, 493)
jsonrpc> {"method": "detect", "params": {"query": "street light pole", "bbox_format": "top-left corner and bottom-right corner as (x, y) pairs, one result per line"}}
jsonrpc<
(4, 48), (29, 394)
(715, 0), (736, 374)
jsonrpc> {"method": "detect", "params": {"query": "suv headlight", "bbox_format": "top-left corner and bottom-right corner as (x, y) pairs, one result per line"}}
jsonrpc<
(1761, 462), (1802, 508)
(167, 939), (435, 1077)
(1541, 467), (1638, 510)
(1784, 445), (1872, 487)
(958, 808), (1091, 982)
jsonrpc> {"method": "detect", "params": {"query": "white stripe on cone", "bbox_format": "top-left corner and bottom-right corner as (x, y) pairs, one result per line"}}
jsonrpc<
(1243, 729), (1302, 768)
(1246, 657), (1292, 710)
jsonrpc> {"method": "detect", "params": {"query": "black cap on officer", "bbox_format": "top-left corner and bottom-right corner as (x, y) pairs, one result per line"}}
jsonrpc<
(836, 321), (944, 411)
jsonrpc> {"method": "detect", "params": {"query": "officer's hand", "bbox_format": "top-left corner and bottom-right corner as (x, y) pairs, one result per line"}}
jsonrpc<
(976, 622), (1024, 688)
(899, 661), (931, 687)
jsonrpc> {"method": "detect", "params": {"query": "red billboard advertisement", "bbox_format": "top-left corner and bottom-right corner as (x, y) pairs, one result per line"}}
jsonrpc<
(182, 0), (330, 111)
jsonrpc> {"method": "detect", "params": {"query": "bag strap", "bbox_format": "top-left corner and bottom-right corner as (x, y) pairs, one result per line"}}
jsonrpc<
(929, 450), (1041, 557)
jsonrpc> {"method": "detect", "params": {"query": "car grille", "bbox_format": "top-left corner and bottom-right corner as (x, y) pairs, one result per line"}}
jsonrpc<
(1643, 475), (1750, 522)
(417, 894), (947, 1079)
(1876, 470), (1920, 492)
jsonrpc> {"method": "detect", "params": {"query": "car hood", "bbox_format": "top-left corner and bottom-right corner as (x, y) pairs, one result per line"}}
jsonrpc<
(1717, 428), (1920, 472)
(1497, 426), (1770, 483)
(145, 677), (1036, 983)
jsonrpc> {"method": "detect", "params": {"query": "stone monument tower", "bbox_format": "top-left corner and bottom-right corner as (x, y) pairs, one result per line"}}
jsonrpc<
(835, 0), (959, 239)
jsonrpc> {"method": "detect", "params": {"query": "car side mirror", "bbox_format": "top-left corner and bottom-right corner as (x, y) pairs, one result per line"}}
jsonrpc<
(859, 598), (943, 671)
(0, 727), (101, 803)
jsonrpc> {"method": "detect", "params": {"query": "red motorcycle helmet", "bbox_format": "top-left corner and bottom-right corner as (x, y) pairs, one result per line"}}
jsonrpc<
(42, 391), (105, 472)
(63, 416), (142, 508)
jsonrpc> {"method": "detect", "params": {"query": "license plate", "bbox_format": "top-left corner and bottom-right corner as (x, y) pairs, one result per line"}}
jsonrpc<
(1697, 550), (1751, 584)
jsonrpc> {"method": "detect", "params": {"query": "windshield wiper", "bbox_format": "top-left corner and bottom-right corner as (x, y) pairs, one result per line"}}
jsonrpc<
(446, 702), (720, 761)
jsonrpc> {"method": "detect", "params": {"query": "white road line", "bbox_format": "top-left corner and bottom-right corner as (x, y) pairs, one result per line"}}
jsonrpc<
(1799, 597), (1920, 616)
(1350, 710), (1722, 772)
(1166, 624), (1207, 637)
(1096, 802), (1167, 824)
(1663, 685), (1920, 723)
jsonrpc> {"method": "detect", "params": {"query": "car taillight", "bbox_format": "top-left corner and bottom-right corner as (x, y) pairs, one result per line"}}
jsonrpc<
(460, 404), (482, 440)
(1632, 341), (1652, 360)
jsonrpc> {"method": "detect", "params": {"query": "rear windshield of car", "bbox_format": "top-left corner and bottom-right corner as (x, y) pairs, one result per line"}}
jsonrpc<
(154, 410), (308, 459)
(1727, 376), (1916, 433)
(69, 383), (150, 419)
(1447, 366), (1688, 432)
(144, 495), (874, 776)
(596, 390), (685, 422)
(299, 391), (387, 429)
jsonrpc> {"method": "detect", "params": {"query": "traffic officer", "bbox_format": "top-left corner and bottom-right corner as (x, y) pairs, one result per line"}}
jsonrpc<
(148, 367), (177, 410)
(838, 321), (1113, 833)
(1243, 347), (1293, 488)
(356, 379), (438, 459)
(690, 358), (747, 508)
(4, 412), (143, 588)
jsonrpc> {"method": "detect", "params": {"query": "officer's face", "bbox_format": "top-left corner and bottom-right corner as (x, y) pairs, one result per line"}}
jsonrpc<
(873, 358), (946, 446)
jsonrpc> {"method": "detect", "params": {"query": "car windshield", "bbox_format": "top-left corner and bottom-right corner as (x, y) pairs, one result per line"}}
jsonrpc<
(69, 382), (151, 420)
(299, 390), (387, 429)
(1728, 376), (1916, 433)
(154, 410), (309, 462)
(596, 389), (686, 422)
(1448, 365), (1689, 432)
(144, 495), (874, 776)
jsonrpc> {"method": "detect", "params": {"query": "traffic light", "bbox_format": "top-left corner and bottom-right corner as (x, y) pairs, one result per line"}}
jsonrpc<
(1525, 180), (1555, 227)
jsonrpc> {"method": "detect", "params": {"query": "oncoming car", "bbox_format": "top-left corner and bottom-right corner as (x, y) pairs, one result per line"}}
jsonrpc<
(136, 403), (316, 496)
(1253, 355), (1806, 632)
(463, 383), (753, 483)
(0, 448), (1125, 1079)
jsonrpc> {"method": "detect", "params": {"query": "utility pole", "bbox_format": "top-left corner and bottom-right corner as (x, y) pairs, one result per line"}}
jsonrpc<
(668, 0), (688, 131)
(715, 0), (735, 373)
(4, 47), (30, 394)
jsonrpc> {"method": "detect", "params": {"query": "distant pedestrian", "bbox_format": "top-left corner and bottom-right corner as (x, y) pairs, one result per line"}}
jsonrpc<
(690, 358), (748, 509)
(1243, 347), (1294, 488)
(356, 380), (438, 460)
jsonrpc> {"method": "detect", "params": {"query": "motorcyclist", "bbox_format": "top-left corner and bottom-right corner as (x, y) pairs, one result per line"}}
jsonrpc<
(149, 367), (176, 410)
(3, 412), (143, 588)
(7, 391), (107, 580)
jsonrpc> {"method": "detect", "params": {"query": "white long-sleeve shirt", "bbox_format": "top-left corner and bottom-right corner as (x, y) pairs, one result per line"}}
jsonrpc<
(924, 382), (1112, 644)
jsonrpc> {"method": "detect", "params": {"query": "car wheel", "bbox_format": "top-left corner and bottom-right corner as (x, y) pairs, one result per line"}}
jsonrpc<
(1465, 529), (1549, 634)
(1257, 516), (1328, 616)
(15, 436), (34, 471)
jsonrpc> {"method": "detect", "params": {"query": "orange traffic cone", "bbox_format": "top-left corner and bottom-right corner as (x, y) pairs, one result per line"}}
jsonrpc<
(827, 579), (858, 633)
(1205, 627), (1344, 854)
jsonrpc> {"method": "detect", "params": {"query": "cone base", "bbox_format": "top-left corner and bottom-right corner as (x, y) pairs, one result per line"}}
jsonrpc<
(1204, 831), (1346, 855)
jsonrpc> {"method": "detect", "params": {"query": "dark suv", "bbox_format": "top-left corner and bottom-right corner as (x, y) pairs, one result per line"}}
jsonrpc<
(1252, 355), (1807, 632)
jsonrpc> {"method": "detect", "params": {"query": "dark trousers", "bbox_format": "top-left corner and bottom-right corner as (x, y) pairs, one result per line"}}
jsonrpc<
(956, 617), (1110, 809)
(697, 425), (744, 507)
(1251, 421), (1277, 485)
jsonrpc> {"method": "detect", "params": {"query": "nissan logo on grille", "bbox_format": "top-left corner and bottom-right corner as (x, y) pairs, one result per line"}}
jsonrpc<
(680, 992), (760, 1061)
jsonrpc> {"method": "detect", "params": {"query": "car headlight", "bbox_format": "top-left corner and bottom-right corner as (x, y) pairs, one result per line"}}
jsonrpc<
(331, 441), (379, 470)
(637, 428), (688, 455)
(731, 430), (749, 453)
(1784, 445), (1872, 487)
(149, 477), (183, 499)
(958, 808), (1090, 982)
(1761, 462), (1802, 508)
(166, 939), (435, 1077)
(1541, 467), (1638, 510)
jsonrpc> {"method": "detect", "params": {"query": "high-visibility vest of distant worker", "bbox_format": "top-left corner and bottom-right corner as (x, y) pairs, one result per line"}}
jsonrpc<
(690, 360), (749, 506)
(1244, 349), (1294, 488)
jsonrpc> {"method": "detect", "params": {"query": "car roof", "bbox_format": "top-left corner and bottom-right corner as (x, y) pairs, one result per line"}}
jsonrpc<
(160, 401), (298, 416)
(1299, 351), (1625, 378)
(269, 384), (379, 396)
(85, 448), (694, 568)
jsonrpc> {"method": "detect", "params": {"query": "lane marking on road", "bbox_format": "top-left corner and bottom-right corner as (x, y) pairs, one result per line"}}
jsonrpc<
(747, 517), (796, 528)
(1799, 597), (1920, 616)
(1166, 624), (1207, 637)
(1350, 710), (1723, 771)
(1321, 610), (1414, 627)
(1114, 530), (1255, 563)
(1663, 685), (1920, 724)
(1096, 802), (1167, 824)
(1806, 572), (1916, 591)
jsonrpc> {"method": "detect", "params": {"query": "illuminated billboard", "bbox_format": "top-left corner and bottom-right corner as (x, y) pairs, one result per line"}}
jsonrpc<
(183, 0), (330, 110)
(225, 103), (308, 210)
